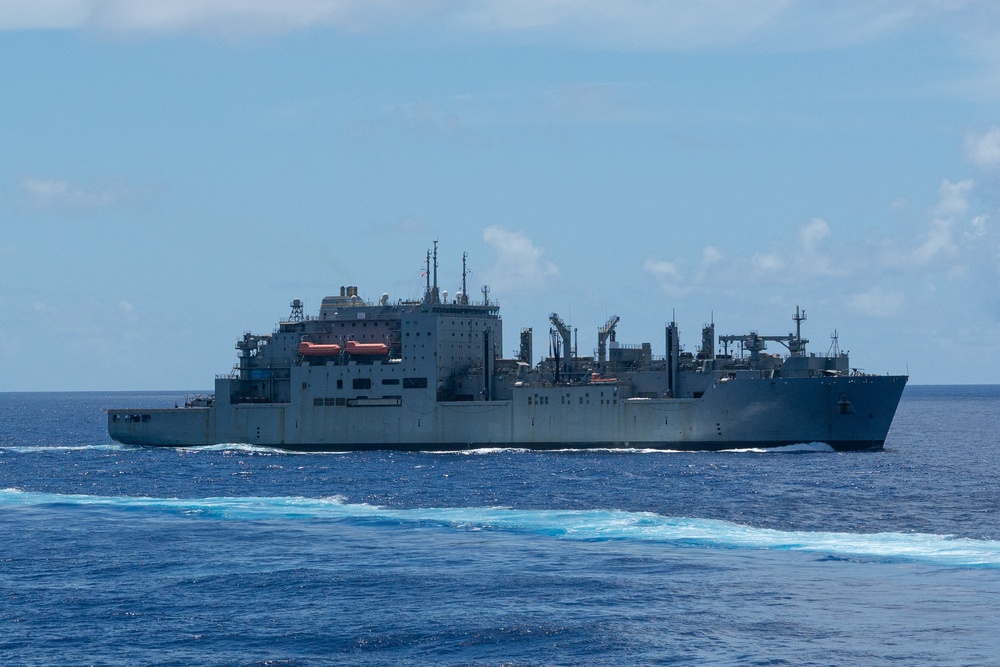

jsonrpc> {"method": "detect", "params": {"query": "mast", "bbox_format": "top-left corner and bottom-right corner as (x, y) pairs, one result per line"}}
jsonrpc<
(432, 240), (439, 304)
(792, 306), (807, 356)
(424, 249), (431, 303)
(461, 252), (470, 305)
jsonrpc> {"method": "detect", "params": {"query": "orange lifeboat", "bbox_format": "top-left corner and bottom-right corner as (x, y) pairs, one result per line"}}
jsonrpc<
(590, 372), (618, 384)
(345, 340), (389, 355)
(298, 341), (342, 356)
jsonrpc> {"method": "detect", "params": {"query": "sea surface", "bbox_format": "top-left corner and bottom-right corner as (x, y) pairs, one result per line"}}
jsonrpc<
(2, 386), (999, 666)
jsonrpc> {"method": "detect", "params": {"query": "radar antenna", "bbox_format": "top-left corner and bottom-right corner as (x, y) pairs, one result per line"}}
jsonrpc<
(288, 299), (304, 322)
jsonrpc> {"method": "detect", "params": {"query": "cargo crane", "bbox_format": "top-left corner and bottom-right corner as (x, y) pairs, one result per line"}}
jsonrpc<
(597, 315), (620, 363)
(719, 307), (809, 360)
(549, 313), (572, 373)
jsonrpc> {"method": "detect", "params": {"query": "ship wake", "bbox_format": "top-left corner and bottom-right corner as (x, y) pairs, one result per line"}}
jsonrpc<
(2, 488), (996, 568)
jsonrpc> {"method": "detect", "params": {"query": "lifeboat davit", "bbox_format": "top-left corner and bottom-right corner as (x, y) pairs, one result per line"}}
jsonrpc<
(298, 341), (342, 356)
(345, 340), (389, 355)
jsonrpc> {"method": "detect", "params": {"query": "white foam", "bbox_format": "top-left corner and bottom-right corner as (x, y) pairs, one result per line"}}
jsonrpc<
(177, 443), (350, 455)
(424, 447), (533, 455)
(0, 444), (131, 453)
(3, 489), (996, 567)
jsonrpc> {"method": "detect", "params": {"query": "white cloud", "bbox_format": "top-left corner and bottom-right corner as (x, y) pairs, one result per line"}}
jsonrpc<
(799, 217), (830, 251)
(964, 126), (1000, 167)
(794, 217), (835, 275)
(966, 214), (988, 240)
(6, 0), (998, 57)
(752, 251), (784, 273)
(640, 172), (995, 322)
(848, 287), (904, 318)
(910, 179), (971, 264)
(701, 246), (723, 267)
(643, 258), (680, 280)
(15, 177), (148, 215)
(25, 0), (423, 37)
(482, 226), (559, 291)
(0, 0), (89, 29)
(643, 257), (692, 296)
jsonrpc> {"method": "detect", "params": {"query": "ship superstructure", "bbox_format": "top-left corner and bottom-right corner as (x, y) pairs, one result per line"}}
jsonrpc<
(109, 246), (907, 451)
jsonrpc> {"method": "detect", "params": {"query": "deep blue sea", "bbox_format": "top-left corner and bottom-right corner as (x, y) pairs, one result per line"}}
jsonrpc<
(2, 386), (999, 666)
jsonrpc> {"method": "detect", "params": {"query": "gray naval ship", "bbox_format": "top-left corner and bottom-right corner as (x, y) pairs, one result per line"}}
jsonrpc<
(108, 247), (907, 452)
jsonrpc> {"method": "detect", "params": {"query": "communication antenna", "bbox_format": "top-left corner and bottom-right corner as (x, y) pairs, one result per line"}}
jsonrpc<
(432, 240), (439, 304)
(461, 252), (471, 305)
(828, 330), (840, 356)
(424, 249), (431, 301)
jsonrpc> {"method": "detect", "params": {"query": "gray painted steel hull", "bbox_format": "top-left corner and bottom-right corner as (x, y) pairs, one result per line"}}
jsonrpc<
(109, 375), (906, 452)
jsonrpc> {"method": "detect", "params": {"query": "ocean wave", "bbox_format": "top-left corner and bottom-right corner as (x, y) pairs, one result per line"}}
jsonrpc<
(2, 488), (997, 568)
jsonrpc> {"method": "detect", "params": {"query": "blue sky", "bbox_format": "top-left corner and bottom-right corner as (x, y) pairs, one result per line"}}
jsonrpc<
(2, 1), (999, 390)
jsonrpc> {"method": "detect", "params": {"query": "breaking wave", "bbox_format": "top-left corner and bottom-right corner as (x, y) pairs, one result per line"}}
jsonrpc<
(2, 488), (997, 568)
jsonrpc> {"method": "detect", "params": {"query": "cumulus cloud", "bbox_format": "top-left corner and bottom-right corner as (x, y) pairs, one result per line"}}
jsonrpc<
(643, 258), (681, 280)
(966, 214), (988, 240)
(751, 251), (784, 273)
(15, 177), (149, 215)
(701, 246), (723, 266)
(848, 287), (904, 318)
(640, 172), (995, 324)
(910, 179), (971, 265)
(964, 126), (1000, 167)
(482, 225), (559, 291)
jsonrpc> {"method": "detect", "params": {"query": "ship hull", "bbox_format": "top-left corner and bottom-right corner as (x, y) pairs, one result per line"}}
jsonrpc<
(109, 375), (906, 453)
